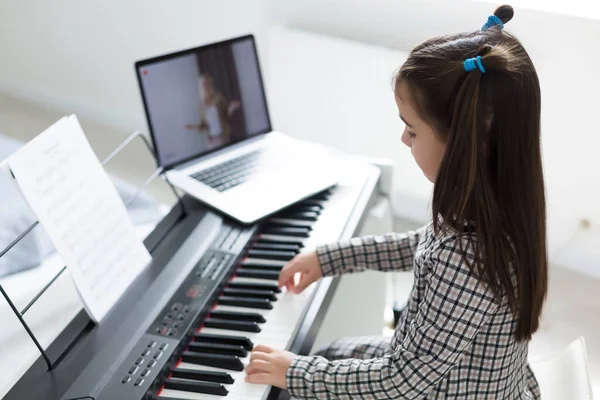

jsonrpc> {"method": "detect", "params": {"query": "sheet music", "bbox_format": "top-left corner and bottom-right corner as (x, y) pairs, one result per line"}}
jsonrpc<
(5, 115), (152, 322)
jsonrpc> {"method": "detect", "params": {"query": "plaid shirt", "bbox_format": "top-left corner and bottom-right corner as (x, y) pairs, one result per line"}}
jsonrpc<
(286, 223), (541, 399)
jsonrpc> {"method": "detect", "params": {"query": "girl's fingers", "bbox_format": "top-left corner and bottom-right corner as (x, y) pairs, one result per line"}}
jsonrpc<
(245, 372), (273, 384)
(278, 262), (297, 288)
(253, 344), (273, 354)
(245, 359), (272, 375)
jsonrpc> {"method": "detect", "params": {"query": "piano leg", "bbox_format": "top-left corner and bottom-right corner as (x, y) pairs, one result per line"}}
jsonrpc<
(309, 194), (392, 355)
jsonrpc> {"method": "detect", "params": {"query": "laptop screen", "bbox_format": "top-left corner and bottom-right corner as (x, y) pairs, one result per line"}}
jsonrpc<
(135, 35), (271, 168)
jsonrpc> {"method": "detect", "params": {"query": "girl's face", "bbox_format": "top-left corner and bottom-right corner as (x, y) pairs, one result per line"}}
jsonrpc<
(395, 82), (447, 183)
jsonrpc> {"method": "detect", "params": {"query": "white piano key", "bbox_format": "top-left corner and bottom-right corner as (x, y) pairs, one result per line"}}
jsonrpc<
(229, 276), (281, 287)
(197, 327), (289, 344)
(160, 388), (227, 400)
(241, 257), (286, 267)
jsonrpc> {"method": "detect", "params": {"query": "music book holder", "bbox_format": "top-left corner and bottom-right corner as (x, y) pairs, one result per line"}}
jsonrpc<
(0, 130), (186, 371)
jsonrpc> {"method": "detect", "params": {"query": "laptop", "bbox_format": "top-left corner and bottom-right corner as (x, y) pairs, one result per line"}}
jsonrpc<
(135, 34), (340, 224)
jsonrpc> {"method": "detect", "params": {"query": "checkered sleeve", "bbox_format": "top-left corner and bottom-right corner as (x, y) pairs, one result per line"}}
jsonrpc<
(315, 225), (428, 276)
(286, 236), (499, 399)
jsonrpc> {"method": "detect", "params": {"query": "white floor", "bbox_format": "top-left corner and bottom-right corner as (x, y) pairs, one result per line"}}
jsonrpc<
(1, 92), (598, 397)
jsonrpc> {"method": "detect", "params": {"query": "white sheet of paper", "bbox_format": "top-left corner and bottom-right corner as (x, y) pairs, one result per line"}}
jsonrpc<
(4, 115), (152, 323)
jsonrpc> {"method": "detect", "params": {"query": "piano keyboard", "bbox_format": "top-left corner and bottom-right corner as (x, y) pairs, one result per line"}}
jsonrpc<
(154, 184), (362, 400)
(44, 160), (379, 400)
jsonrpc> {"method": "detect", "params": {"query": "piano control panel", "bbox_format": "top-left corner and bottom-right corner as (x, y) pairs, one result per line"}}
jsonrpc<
(97, 228), (255, 399)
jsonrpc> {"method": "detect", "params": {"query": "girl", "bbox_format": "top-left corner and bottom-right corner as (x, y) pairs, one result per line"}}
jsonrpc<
(245, 4), (547, 399)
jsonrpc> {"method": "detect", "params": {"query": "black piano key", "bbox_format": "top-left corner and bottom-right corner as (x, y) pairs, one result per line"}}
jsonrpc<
(223, 287), (278, 301)
(181, 351), (244, 371)
(257, 235), (304, 247)
(204, 317), (262, 333)
(251, 242), (301, 253)
(194, 332), (253, 350)
(287, 205), (322, 214)
(278, 211), (320, 221)
(218, 295), (273, 310)
(170, 368), (234, 384)
(246, 249), (297, 260)
(163, 377), (228, 396)
(210, 309), (266, 323)
(298, 198), (327, 207)
(262, 226), (311, 237)
(228, 280), (281, 293)
(312, 189), (333, 200)
(188, 342), (248, 357)
(237, 263), (283, 272)
(235, 268), (280, 281)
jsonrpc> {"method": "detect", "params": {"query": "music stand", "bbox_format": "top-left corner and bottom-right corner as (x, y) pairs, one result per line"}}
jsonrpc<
(0, 130), (185, 371)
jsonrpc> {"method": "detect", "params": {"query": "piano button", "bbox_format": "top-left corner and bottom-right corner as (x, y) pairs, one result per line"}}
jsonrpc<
(235, 268), (280, 281)
(227, 280), (281, 293)
(204, 317), (261, 333)
(181, 351), (244, 371)
(183, 306), (191, 313)
(141, 349), (151, 356)
(251, 242), (301, 253)
(171, 303), (183, 312)
(163, 377), (228, 396)
(257, 234), (304, 246)
(122, 376), (131, 384)
(222, 288), (277, 301)
(135, 357), (145, 365)
(193, 333), (253, 350)
(209, 309), (266, 323)
(188, 342), (247, 357)
(154, 351), (163, 360)
(246, 249), (297, 260)
(160, 343), (169, 351)
(134, 378), (144, 386)
(147, 340), (157, 348)
(129, 366), (139, 374)
(148, 360), (157, 368)
(262, 226), (311, 237)
(141, 368), (151, 377)
(218, 295), (273, 309)
(170, 368), (234, 384)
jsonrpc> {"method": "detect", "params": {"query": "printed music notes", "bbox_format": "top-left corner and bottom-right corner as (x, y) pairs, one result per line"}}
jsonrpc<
(4, 115), (152, 322)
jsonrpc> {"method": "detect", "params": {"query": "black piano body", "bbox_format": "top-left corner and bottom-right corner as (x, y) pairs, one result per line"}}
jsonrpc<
(3, 163), (380, 400)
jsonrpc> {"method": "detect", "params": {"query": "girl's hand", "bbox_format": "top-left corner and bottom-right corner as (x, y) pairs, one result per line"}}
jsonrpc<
(278, 251), (323, 294)
(244, 344), (295, 389)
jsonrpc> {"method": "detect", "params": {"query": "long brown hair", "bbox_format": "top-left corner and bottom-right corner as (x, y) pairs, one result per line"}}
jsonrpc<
(396, 5), (547, 341)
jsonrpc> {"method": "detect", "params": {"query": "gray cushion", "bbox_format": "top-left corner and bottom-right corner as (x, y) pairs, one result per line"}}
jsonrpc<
(0, 134), (163, 277)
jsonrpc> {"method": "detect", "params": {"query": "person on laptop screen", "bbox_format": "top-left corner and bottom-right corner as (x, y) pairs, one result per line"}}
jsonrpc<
(185, 74), (241, 147)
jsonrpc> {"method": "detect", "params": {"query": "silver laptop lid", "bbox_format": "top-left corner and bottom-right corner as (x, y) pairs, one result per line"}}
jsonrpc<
(135, 34), (272, 170)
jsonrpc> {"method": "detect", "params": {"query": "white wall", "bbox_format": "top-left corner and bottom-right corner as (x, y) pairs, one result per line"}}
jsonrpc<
(0, 0), (270, 133)
(267, 0), (600, 278)
(1, 0), (599, 277)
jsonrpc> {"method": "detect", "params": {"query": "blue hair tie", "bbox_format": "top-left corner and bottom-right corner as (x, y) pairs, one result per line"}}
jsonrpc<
(464, 56), (486, 73)
(482, 15), (504, 30)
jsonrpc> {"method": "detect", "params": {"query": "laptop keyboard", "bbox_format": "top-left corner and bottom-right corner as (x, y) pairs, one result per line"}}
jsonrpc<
(190, 150), (262, 192)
